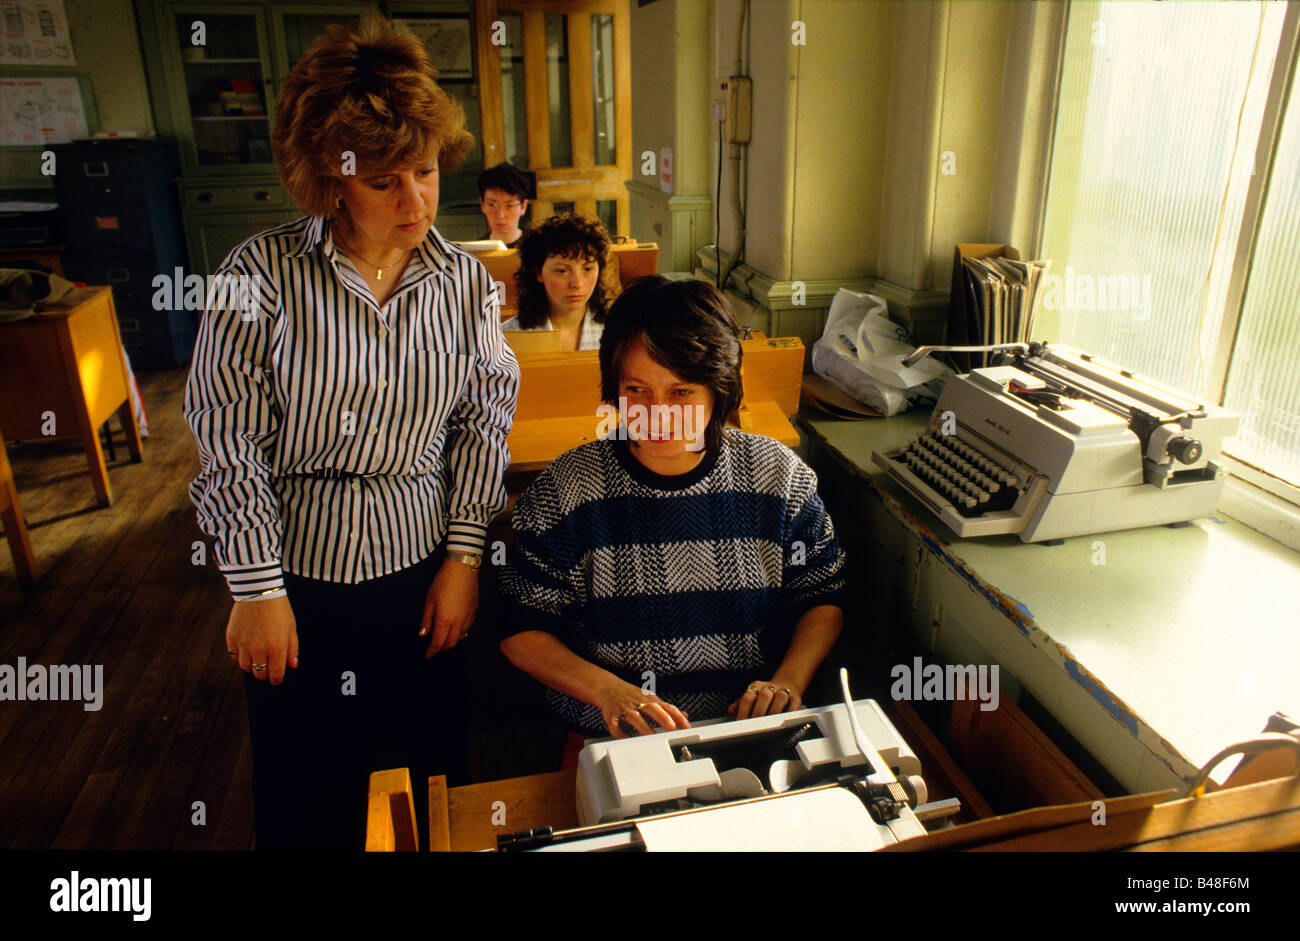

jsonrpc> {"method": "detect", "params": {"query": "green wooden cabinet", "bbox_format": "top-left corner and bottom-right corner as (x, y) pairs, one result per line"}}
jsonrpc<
(178, 177), (298, 272)
(135, 0), (369, 272)
(136, 1), (484, 274)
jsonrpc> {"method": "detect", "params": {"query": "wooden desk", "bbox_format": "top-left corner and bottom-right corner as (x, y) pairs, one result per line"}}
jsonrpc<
(0, 286), (143, 506)
(0, 424), (37, 587)
(0, 245), (65, 277)
(370, 766), (1299, 851)
(505, 338), (804, 471)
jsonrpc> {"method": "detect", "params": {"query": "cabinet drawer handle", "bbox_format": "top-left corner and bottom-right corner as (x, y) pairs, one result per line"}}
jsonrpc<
(83, 161), (109, 177)
(197, 192), (213, 204)
(254, 191), (270, 201)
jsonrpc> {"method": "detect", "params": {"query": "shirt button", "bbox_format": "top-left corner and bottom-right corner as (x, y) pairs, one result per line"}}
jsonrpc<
(350, 532), (358, 541)
(378, 329), (388, 338)
(351, 480), (360, 491)
(378, 379), (388, 389)
(368, 426), (378, 435)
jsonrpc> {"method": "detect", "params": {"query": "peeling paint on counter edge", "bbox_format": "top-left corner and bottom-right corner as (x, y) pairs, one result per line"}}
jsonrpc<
(1063, 658), (1141, 736)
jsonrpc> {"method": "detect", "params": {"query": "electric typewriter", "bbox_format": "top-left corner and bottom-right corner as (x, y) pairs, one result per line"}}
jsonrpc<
(871, 342), (1240, 543)
(497, 675), (956, 852)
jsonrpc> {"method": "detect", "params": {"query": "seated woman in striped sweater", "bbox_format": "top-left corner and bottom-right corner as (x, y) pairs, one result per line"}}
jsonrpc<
(498, 276), (847, 766)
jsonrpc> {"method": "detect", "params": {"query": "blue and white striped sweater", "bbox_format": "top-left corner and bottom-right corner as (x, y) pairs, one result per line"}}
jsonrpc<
(499, 429), (847, 736)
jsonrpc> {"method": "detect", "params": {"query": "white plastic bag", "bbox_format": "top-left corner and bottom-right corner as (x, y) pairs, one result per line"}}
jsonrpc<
(811, 289), (952, 417)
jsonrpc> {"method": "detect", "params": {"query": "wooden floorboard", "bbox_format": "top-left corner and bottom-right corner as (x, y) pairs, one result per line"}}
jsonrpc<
(0, 367), (565, 849)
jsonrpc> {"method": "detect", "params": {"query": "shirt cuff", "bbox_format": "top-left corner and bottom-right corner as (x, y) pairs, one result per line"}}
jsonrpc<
(444, 518), (489, 555)
(221, 561), (285, 601)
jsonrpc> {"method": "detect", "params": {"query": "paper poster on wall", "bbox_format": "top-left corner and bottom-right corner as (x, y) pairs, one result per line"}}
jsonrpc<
(0, 0), (76, 66)
(0, 77), (88, 144)
(401, 17), (472, 80)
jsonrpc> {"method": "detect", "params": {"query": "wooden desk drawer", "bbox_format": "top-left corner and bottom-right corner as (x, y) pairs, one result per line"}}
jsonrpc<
(182, 184), (292, 212)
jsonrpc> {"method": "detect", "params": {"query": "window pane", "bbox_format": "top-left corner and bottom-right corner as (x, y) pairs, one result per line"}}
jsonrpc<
(499, 14), (528, 168)
(1040, 1), (1282, 401)
(592, 14), (616, 165)
(596, 199), (616, 235)
(1222, 80), (1300, 486)
(547, 14), (572, 167)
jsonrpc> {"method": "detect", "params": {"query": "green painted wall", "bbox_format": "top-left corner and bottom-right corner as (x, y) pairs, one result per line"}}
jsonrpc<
(1, 0), (154, 193)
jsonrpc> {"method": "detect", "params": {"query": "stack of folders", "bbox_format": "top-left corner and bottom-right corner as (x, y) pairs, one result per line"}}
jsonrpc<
(960, 256), (1050, 367)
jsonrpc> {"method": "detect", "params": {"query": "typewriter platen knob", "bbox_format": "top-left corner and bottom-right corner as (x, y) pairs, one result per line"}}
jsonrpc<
(1168, 436), (1203, 465)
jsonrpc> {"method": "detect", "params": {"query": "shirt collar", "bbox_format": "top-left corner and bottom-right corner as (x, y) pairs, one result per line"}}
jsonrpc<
(291, 215), (455, 275)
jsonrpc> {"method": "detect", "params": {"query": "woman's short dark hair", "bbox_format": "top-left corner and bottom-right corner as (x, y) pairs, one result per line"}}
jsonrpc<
(599, 276), (743, 454)
(273, 15), (475, 217)
(515, 214), (612, 328)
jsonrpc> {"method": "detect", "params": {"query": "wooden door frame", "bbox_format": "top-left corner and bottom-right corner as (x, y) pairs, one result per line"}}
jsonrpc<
(473, 0), (632, 234)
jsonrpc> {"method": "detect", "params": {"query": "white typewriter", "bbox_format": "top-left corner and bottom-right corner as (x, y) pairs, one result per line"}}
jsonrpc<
(497, 678), (951, 852)
(871, 342), (1240, 543)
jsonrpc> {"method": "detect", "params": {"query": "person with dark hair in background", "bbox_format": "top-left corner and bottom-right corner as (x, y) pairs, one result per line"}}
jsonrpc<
(498, 276), (846, 769)
(184, 16), (519, 849)
(477, 162), (534, 248)
(501, 214), (612, 352)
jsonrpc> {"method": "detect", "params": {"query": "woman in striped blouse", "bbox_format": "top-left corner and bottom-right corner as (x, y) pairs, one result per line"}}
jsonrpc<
(184, 17), (519, 850)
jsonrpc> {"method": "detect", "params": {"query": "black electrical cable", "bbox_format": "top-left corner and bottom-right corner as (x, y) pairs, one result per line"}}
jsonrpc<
(716, 117), (724, 289)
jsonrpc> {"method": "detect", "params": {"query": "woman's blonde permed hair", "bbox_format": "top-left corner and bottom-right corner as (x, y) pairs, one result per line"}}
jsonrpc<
(272, 15), (475, 217)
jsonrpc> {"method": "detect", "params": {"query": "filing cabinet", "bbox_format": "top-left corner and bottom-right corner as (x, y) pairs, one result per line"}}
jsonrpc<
(51, 138), (195, 370)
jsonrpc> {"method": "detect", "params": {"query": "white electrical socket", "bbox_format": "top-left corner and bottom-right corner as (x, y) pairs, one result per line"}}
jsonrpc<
(712, 97), (727, 123)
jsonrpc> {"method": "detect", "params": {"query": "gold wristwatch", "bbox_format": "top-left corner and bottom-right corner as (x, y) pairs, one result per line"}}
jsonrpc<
(446, 550), (482, 571)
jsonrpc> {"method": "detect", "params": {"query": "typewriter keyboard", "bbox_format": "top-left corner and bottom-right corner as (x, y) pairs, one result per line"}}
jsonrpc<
(896, 432), (1020, 517)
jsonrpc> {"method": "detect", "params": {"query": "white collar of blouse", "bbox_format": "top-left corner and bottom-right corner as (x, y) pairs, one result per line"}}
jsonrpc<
(293, 214), (457, 276)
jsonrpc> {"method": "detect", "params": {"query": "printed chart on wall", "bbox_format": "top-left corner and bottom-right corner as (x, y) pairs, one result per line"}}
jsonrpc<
(0, 0), (76, 66)
(0, 76), (87, 145)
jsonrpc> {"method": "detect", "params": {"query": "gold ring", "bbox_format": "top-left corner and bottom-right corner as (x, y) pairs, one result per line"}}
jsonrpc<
(251, 664), (267, 671)
(636, 702), (649, 710)
(746, 685), (761, 694)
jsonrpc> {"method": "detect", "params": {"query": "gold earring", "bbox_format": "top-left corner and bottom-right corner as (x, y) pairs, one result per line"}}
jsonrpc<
(335, 195), (343, 210)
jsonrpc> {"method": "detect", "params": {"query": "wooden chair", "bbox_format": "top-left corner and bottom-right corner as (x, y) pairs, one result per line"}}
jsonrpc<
(365, 768), (419, 852)
(0, 425), (37, 588)
(365, 767), (579, 852)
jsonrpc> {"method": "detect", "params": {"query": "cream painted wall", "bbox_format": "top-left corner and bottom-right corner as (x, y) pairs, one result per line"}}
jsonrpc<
(700, 0), (1029, 295)
(930, 0), (1013, 288)
(66, 0), (154, 134)
(631, 0), (678, 192)
(788, 0), (893, 283)
(628, 0), (713, 264)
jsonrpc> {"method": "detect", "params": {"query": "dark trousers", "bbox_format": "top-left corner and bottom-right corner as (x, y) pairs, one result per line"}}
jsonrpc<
(243, 549), (468, 851)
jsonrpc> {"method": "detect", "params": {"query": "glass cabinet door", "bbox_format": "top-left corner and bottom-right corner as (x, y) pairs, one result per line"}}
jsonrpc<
(165, 4), (275, 171)
(271, 4), (368, 83)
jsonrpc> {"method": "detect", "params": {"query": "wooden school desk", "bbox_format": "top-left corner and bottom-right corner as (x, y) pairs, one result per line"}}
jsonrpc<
(504, 336), (805, 471)
(364, 765), (1299, 852)
(0, 286), (143, 507)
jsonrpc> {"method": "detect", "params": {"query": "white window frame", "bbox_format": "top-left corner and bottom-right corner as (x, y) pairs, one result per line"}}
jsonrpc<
(1028, 1), (1300, 552)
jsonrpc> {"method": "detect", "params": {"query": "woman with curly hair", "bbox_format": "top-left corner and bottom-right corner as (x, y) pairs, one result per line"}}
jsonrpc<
(184, 15), (519, 850)
(502, 214), (612, 351)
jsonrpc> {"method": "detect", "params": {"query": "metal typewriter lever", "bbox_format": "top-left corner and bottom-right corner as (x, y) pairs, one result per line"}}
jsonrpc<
(901, 342), (1030, 369)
